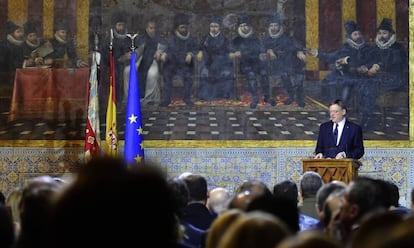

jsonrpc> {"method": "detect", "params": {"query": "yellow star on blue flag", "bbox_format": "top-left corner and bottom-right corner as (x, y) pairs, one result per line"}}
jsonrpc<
(124, 51), (144, 164)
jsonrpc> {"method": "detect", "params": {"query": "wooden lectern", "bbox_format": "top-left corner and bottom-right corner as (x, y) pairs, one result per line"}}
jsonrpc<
(302, 159), (361, 184)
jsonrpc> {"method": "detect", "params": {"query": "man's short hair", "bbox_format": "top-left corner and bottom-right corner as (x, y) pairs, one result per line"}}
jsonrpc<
(300, 171), (323, 198)
(316, 182), (346, 211)
(183, 174), (208, 202)
(330, 99), (347, 111)
(273, 180), (298, 204)
(348, 176), (385, 220)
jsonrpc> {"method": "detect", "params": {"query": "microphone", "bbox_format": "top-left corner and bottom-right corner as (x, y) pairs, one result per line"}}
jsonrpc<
(345, 143), (348, 158)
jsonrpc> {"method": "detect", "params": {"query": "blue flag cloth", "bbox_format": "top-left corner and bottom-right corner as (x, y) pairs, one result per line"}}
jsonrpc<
(124, 52), (144, 164)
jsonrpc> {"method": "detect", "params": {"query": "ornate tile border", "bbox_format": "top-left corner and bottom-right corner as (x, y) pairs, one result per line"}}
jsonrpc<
(0, 147), (412, 207)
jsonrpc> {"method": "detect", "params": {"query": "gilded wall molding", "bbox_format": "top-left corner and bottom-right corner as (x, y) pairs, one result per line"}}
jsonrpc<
(43, 0), (54, 39)
(7, 0), (27, 25)
(305, 0), (319, 71)
(76, 0), (89, 61)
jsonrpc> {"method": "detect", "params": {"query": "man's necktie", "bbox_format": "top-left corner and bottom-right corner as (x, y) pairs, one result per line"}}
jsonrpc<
(333, 123), (338, 145)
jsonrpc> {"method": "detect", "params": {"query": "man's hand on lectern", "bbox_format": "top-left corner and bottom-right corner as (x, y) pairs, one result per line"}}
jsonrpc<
(314, 153), (323, 159)
(335, 152), (346, 159)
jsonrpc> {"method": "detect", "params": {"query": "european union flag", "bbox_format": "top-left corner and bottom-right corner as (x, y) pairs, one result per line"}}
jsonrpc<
(124, 52), (144, 164)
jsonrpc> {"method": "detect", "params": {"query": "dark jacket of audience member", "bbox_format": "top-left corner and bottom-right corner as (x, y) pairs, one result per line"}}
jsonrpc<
(0, 205), (15, 248)
(182, 175), (216, 230)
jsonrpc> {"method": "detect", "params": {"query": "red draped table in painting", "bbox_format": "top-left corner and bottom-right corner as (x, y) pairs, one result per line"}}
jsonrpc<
(8, 68), (89, 121)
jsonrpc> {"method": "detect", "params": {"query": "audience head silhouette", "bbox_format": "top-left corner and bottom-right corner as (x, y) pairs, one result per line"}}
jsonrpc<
(47, 156), (180, 248)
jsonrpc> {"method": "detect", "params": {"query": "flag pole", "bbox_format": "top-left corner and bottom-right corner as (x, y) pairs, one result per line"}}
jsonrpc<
(124, 32), (145, 165)
(84, 32), (101, 161)
(105, 28), (119, 157)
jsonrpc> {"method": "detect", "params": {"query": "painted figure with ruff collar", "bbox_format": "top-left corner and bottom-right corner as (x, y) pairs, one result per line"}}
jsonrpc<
(229, 14), (273, 109)
(262, 13), (306, 107)
(43, 19), (88, 68)
(0, 21), (25, 98)
(358, 18), (408, 129)
(160, 13), (198, 107)
(308, 21), (375, 104)
(197, 16), (234, 101)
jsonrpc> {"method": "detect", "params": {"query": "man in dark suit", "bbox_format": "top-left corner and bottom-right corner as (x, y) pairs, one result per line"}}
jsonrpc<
(181, 174), (217, 230)
(314, 99), (364, 159)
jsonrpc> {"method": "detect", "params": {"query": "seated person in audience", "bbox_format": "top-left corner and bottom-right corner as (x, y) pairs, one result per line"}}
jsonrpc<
(0, 191), (5, 205)
(372, 179), (413, 219)
(48, 157), (183, 248)
(273, 179), (319, 231)
(315, 182), (346, 230)
(412, 187), (414, 211)
(5, 187), (22, 236)
(182, 174), (217, 230)
(299, 171), (324, 219)
(245, 184), (300, 234)
(277, 230), (342, 248)
(217, 211), (291, 248)
(379, 215), (414, 248)
(207, 187), (231, 215)
(0, 204), (15, 248)
(349, 211), (405, 248)
(168, 177), (206, 248)
(229, 179), (272, 211)
(314, 99), (364, 159)
(43, 19), (88, 68)
(322, 187), (346, 237)
(205, 209), (244, 248)
(331, 176), (388, 243)
(15, 176), (64, 248)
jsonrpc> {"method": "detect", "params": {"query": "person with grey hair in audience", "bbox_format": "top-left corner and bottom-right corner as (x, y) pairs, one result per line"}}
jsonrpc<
(299, 171), (324, 219)
(207, 187), (231, 215)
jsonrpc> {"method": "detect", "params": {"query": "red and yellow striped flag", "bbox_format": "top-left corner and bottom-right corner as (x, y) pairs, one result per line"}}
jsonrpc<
(105, 48), (118, 156)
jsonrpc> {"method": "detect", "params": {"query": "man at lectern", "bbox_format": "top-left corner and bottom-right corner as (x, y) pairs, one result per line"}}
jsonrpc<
(314, 99), (364, 159)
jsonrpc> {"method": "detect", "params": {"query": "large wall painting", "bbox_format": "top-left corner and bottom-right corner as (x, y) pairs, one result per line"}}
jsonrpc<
(0, 0), (410, 146)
